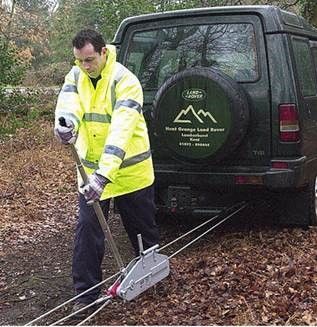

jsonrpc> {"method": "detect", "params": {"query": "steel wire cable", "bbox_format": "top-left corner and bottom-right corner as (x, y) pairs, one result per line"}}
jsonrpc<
(159, 202), (246, 254)
(50, 300), (102, 326)
(168, 202), (247, 259)
(76, 298), (113, 326)
(51, 295), (113, 326)
(25, 271), (120, 326)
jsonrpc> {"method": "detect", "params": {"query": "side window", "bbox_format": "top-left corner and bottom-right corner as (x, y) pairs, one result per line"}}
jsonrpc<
(292, 38), (317, 97)
(311, 47), (317, 77)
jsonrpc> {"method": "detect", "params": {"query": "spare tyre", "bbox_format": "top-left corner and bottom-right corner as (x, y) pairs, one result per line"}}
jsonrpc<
(153, 67), (250, 164)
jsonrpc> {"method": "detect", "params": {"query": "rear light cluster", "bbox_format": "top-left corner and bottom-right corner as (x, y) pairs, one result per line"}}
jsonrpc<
(279, 104), (300, 142)
(234, 104), (299, 184)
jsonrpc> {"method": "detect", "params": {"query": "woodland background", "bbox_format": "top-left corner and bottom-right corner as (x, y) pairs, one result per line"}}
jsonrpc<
(1, 0), (317, 89)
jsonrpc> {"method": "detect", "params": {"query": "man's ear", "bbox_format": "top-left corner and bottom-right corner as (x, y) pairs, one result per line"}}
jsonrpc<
(101, 47), (107, 56)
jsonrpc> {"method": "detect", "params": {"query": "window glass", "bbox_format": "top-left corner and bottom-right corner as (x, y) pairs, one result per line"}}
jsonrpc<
(311, 47), (317, 77)
(125, 23), (258, 90)
(292, 39), (317, 97)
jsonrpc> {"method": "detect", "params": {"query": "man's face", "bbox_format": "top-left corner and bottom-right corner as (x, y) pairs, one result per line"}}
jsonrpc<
(74, 42), (106, 78)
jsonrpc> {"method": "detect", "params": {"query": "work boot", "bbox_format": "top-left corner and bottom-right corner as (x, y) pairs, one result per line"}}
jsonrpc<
(71, 301), (95, 319)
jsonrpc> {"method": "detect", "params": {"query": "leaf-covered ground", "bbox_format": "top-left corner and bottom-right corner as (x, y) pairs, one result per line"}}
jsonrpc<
(1, 120), (317, 325)
(97, 226), (317, 325)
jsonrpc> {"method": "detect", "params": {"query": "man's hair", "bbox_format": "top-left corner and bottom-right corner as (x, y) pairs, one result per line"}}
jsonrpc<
(72, 29), (106, 54)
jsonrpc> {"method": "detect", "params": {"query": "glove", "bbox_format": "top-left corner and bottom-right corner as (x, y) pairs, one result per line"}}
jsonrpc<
(54, 118), (77, 145)
(82, 173), (109, 203)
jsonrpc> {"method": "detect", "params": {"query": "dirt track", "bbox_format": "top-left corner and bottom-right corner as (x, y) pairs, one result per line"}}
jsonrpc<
(1, 120), (317, 325)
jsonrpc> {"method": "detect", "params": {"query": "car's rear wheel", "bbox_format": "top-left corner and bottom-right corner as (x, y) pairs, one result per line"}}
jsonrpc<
(272, 176), (317, 227)
(153, 67), (250, 164)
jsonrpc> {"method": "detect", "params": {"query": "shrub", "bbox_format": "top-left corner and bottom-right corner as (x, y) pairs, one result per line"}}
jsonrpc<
(23, 62), (71, 87)
(0, 87), (57, 137)
(0, 38), (27, 86)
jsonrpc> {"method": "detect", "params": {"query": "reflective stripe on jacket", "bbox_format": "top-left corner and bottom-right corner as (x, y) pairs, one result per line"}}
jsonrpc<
(55, 45), (154, 200)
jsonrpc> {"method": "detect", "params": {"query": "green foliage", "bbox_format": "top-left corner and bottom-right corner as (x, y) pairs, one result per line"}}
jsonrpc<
(96, 0), (157, 41)
(155, 0), (232, 11)
(298, 0), (317, 24)
(0, 87), (56, 137)
(49, 0), (199, 64)
(49, 0), (101, 64)
(0, 38), (27, 86)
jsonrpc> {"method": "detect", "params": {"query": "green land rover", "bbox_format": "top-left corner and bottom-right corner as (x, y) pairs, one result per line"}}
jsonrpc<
(113, 5), (317, 226)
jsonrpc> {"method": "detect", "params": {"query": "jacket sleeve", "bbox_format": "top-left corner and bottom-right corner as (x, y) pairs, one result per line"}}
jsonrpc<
(96, 71), (143, 182)
(55, 66), (84, 130)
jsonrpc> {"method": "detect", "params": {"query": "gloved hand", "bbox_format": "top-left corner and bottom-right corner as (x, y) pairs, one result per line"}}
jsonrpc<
(54, 118), (77, 145)
(82, 173), (109, 204)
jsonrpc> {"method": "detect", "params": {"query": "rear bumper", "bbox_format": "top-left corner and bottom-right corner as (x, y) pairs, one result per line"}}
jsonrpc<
(154, 156), (309, 190)
(154, 156), (312, 216)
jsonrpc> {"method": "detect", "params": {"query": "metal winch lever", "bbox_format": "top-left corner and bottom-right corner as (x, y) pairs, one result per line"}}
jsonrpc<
(107, 234), (170, 301)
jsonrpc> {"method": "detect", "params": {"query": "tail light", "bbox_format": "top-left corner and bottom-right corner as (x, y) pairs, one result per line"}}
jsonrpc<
(279, 104), (300, 142)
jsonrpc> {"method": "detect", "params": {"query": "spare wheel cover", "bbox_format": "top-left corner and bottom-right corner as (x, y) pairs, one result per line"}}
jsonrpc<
(153, 67), (250, 163)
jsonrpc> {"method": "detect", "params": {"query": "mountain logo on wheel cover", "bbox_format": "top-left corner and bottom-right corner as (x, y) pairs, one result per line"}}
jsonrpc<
(182, 88), (206, 101)
(173, 105), (218, 124)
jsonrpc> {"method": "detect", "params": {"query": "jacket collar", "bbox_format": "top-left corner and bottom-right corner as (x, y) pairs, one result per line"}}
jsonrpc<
(101, 44), (116, 78)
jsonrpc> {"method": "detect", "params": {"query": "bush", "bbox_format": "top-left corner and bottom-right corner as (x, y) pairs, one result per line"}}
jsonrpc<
(0, 38), (27, 86)
(23, 62), (71, 87)
(0, 87), (57, 137)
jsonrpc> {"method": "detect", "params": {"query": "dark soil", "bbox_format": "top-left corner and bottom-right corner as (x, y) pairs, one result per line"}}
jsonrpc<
(1, 120), (317, 325)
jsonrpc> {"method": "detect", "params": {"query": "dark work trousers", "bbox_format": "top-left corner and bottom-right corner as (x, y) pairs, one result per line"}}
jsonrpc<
(72, 184), (159, 304)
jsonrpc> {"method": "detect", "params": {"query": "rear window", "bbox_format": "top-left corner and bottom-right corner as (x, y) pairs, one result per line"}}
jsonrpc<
(125, 23), (258, 90)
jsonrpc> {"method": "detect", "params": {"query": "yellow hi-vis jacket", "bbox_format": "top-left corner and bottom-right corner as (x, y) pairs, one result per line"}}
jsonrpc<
(55, 45), (154, 200)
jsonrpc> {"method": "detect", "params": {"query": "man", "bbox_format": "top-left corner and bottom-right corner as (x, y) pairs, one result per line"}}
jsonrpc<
(54, 29), (159, 309)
